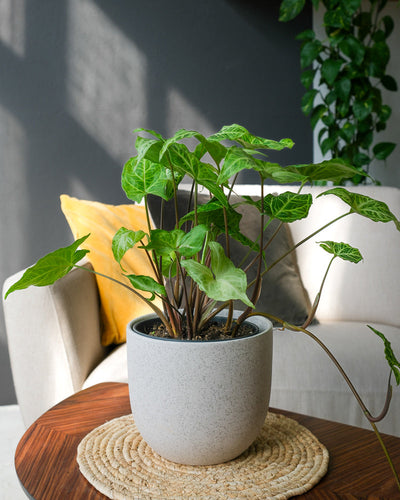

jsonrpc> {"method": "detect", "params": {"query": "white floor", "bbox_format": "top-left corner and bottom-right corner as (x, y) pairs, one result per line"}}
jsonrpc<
(0, 405), (27, 500)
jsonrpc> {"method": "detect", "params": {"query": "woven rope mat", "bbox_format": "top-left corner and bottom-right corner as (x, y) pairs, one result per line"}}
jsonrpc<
(77, 413), (329, 500)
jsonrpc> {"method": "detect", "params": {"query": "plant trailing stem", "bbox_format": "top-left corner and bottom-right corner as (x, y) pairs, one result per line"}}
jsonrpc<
(248, 311), (400, 492)
(73, 264), (174, 337)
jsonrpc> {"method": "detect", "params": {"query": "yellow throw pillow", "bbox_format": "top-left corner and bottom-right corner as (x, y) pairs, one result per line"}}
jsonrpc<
(60, 195), (160, 345)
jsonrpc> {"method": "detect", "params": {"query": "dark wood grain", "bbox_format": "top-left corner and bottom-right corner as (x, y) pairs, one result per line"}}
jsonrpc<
(15, 382), (400, 499)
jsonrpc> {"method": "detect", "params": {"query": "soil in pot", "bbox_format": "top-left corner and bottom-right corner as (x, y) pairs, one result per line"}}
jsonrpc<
(137, 317), (258, 341)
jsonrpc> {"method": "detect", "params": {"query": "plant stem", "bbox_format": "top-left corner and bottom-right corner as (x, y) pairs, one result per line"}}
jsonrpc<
(248, 311), (400, 492)
(247, 211), (351, 290)
(302, 255), (336, 329)
(370, 419), (400, 492)
(73, 264), (174, 337)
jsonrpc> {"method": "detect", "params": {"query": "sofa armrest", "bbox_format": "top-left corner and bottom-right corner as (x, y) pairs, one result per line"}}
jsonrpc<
(2, 260), (108, 427)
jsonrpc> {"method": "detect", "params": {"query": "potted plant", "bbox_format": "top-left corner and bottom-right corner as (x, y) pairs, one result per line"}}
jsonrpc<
(279, 0), (398, 185)
(4, 124), (400, 479)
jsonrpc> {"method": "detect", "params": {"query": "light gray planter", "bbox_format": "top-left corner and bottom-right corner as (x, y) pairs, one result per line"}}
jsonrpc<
(126, 312), (273, 465)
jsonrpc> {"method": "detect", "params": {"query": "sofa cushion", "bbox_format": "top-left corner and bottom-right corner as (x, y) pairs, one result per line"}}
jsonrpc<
(61, 195), (160, 345)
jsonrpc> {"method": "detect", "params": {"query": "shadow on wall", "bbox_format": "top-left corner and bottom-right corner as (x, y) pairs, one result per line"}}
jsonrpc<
(0, 0), (311, 404)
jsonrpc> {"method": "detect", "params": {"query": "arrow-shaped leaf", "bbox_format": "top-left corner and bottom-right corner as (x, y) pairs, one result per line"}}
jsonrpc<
(208, 124), (294, 151)
(262, 192), (312, 223)
(145, 229), (184, 257)
(218, 147), (304, 185)
(181, 242), (254, 308)
(125, 274), (166, 301)
(177, 224), (208, 257)
(287, 159), (365, 184)
(167, 143), (227, 206)
(122, 157), (174, 203)
(319, 188), (400, 230)
(318, 241), (363, 263)
(368, 325), (400, 385)
(159, 128), (227, 165)
(112, 228), (146, 270)
(4, 235), (90, 298)
(145, 226), (208, 258)
(135, 136), (166, 164)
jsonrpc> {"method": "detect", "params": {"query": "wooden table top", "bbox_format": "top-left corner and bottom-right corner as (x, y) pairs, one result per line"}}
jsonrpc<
(15, 382), (400, 499)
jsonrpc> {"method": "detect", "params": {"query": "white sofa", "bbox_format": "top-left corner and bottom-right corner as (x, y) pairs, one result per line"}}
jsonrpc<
(3, 185), (400, 436)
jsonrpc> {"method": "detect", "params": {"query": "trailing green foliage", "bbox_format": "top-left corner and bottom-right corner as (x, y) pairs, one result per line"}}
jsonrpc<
(279, 0), (398, 184)
(4, 235), (90, 298)
(318, 240), (363, 263)
(368, 325), (400, 385)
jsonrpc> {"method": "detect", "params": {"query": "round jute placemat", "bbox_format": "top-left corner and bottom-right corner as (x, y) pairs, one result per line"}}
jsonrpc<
(77, 413), (329, 500)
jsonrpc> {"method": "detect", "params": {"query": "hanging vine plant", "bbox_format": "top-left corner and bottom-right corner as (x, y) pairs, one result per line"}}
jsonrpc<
(279, 0), (398, 185)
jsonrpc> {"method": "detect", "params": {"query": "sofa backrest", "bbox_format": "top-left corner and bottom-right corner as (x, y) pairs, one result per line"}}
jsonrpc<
(233, 184), (400, 327)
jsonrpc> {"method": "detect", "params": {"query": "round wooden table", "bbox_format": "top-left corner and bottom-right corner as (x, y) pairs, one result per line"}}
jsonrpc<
(15, 382), (400, 499)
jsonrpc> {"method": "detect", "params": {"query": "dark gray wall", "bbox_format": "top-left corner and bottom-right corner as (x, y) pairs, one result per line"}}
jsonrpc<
(0, 0), (311, 404)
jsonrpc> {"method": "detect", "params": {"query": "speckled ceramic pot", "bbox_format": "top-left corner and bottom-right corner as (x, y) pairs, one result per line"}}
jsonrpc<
(126, 312), (273, 466)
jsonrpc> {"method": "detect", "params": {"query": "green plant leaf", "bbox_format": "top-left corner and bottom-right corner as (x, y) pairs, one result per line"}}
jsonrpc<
(135, 136), (165, 164)
(321, 136), (337, 156)
(145, 226), (208, 258)
(262, 192), (312, 223)
(4, 235), (90, 298)
(343, 0), (361, 16)
(177, 225), (208, 257)
(300, 40), (323, 68)
(263, 165), (308, 184)
(310, 104), (327, 130)
(125, 274), (166, 300)
(122, 157), (173, 203)
(181, 242), (254, 308)
(367, 42), (390, 77)
(218, 147), (301, 184)
(181, 197), (239, 231)
(373, 142), (396, 160)
(318, 241), (363, 263)
(353, 152), (371, 168)
(167, 143), (227, 206)
(301, 89), (318, 116)
(382, 15), (394, 38)
(288, 159), (364, 184)
(324, 7), (352, 29)
(381, 75), (397, 91)
(339, 36), (365, 65)
(217, 147), (259, 183)
(340, 122), (356, 142)
(296, 29), (315, 42)
(321, 59), (342, 85)
(279, 0), (305, 22)
(300, 68), (316, 89)
(353, 100), (373, 121)
(159, 128), (227, 166)
(208, 124), (294, 151)
(319, 188), (400, 230)
(133, 127), (164, 140)
(368, 325), (400, 385)
(378, 104), (392, 122)
(112, 228), (146, 270)
(354, 11), (372, 41)
(145, 229), (184, 257)
(334, 77), (351, 100)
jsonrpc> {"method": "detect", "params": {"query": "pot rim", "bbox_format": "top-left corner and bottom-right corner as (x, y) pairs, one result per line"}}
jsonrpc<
(128, 312), (273, 344)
